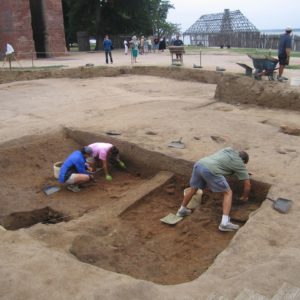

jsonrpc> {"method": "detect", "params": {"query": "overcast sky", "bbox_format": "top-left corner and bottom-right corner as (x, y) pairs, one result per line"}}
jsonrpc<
(167, 0), (299, 32)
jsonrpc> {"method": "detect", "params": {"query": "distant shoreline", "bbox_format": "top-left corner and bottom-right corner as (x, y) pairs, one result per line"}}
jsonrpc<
(261, 29), (300, 35)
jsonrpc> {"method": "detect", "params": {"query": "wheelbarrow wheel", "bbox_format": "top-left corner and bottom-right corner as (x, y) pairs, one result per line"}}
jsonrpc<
(254, 69), (262, 80)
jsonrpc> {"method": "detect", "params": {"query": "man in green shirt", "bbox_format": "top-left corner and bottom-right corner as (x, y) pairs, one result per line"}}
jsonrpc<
(176, 147), (251, 231)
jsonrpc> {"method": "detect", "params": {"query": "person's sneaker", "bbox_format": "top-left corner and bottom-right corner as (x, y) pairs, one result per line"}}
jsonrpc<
(218, 222), (240, 232)
(277, 76), (289, 82)
(176, 206), (192, 217)
(277, 76), (284, 82)
(67, 184), (81, 193)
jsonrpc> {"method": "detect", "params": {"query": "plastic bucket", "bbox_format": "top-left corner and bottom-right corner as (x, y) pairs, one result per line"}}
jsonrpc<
(184, 187), (203, 209)
(290, 77), (300, 87)
(53, 161), (63, 179)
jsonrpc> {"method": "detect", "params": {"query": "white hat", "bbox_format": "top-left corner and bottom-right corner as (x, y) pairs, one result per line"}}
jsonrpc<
(286, 27), (292, 32)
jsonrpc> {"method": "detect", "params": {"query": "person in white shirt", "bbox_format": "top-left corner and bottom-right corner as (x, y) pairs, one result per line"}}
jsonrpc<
(2, 43), (21, 67)
(124, 40), (128, 55)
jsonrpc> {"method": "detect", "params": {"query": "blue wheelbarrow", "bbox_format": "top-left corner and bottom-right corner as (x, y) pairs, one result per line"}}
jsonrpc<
(248, 54), (279, 80)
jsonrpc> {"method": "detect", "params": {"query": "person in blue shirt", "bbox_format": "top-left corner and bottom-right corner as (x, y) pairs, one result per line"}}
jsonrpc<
(172, 34), (184, 60)
(58, 146), (94, 192)
(103, 34), (113, 64)
(278, 27), (292, 81)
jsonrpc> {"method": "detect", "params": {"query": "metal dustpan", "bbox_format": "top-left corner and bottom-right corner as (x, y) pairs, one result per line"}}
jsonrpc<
(267, 197), (293, 214)
(43, 185), (61, 196)
(160, 213), (183, 225)
(168, 137), (185, 149)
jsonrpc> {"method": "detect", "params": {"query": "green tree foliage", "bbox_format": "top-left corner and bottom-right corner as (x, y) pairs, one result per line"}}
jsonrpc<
(62, 0), (177, 48)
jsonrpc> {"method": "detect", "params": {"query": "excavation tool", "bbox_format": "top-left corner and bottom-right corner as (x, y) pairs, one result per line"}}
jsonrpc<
(267, 197), (293, 214)
(168, 137), (185, 149)
(160, 213), (183, 225)
(160, 189), (202, 225)
(193, 50), (203, 68)
(43, 185), (61, 196)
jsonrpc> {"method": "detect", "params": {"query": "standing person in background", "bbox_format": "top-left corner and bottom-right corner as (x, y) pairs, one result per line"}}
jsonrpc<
(140, 36), (145, 55)
(130, 36), (139, 63)
(2, 43), (21, 67)
(103, 34), (113, 64)
(172, 34), (184, 60)
(153, 36), (159, 52)
(159, 37), (166, 52)
(147, 37), (152, 53)
(144, 38), (149, 54)
(124, 39), (128, 55)
(277, 27), (292, 81)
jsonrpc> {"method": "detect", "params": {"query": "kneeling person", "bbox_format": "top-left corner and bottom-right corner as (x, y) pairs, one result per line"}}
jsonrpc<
(58, 146), (94, 192)
(88, 143), (126, 181)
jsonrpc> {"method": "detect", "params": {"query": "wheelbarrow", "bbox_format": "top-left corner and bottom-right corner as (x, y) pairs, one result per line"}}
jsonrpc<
(267, 197), (293, 214)
(248, 54), (279, 81)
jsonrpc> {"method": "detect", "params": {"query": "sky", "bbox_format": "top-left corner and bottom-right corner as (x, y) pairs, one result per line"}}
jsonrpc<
(167, 0), (299, 32)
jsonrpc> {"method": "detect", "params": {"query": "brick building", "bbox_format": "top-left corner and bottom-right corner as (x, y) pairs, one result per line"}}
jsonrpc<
(0, 0), (66, 58)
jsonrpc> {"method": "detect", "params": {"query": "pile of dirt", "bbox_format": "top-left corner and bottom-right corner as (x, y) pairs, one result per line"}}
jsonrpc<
(215, 75), (300, 111)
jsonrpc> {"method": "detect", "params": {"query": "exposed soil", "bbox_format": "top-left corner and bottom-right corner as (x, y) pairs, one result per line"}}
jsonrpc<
(1, 55), (300, 299)
(0, 133), (267, 285)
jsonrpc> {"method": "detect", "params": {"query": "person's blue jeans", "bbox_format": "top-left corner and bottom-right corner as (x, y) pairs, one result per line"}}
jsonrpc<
(105, 51), (113, 64)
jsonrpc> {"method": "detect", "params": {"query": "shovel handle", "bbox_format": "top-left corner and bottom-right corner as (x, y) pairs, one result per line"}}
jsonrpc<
(266, 197), (275, 202)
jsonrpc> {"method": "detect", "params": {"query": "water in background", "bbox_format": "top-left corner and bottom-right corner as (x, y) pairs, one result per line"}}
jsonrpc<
(261, 29), (300, 36)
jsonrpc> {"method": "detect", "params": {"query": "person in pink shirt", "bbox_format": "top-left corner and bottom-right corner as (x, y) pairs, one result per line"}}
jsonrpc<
(88, 143), (126, 181)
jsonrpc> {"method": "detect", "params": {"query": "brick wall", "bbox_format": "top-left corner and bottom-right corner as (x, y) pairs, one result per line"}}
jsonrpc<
(0, 0), (35, 58)
(0, 0), (66, 58)
(43, 0), (66, 56)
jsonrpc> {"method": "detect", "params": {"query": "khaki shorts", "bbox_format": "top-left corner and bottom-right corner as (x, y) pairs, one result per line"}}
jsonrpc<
(65, 174), (76, 185)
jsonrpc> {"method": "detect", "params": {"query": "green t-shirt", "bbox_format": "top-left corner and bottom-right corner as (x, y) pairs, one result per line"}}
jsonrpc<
(199, 147), (249, 180)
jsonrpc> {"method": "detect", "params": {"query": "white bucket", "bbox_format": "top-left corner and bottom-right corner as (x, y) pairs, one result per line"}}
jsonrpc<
(184, 187), (203, 209)
(53, 161), (63, 179)
(290, 77), (300, 87)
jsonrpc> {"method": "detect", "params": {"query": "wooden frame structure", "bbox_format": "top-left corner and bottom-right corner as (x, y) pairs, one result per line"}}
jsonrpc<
(184, 9), (260, 48)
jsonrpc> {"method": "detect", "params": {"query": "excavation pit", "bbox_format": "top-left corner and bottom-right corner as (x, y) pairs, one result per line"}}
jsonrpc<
(0, 207), (66, 230)
(0, 130), (271, 285)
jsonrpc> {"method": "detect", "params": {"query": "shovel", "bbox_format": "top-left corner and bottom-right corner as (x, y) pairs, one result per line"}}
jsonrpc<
(266, 197), (293, 214)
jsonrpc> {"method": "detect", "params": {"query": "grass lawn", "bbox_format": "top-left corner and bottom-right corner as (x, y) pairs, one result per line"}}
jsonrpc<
(184, 46), (300, 58)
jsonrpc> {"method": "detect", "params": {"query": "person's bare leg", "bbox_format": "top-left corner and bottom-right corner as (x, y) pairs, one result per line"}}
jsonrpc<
(278, 65), (284, 77)
(219, 188), (240, 231)
(2, 56), (7, 67)
(73, 174), (91, 185)
(222, 188), (233, 215)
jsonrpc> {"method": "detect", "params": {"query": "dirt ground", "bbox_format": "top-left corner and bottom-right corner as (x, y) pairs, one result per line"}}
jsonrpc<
(1, 51), (300, 299)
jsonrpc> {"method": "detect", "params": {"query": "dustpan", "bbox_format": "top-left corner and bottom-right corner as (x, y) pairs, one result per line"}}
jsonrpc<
(168, 137), (185, 149)
(160, 213), (183, 225)
(267, 197), (293, 214)
(43, 185), (61, 196)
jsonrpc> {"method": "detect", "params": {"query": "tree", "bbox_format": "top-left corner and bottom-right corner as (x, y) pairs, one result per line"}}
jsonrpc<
(148, 0), (174, 36)
(62, 0), (175, 48)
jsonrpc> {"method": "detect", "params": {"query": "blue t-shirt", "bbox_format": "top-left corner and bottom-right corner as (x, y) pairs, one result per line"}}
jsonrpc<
(103, 39), (112, 51)
(173, 39), (183, 46)
(278, 33), (292, 56)
(58, 150), (88, 183)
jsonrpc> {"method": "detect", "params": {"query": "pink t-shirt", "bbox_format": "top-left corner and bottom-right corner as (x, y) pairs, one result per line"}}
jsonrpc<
(88, 143), (113, 161)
